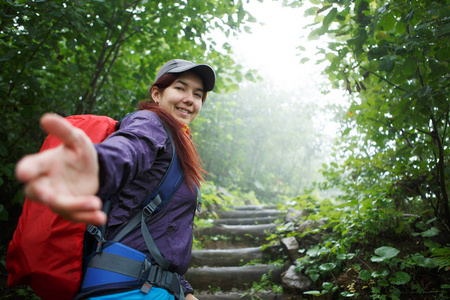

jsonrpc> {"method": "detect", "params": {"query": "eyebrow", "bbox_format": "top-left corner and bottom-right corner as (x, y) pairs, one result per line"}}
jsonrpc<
(175, 79), (204, 93)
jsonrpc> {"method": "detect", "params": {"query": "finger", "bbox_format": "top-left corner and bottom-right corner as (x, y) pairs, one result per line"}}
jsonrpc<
(25, 180), (107, 225)
(40, 114), (86, 150)
(59, 210), (107, 226)
(23, 175), (53, 203)
(40, 113), (73, 141)
(48, 194), (107, 226)
(50, 194), (104, 213)
(15, 146), (62, 183)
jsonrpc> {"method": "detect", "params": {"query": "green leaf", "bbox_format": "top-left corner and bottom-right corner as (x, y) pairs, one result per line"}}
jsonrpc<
(417, 86), (433, 99)
(359, 270), (371, 281)
(323, 8), (338, 29)
(319, 263), (336, 271)
(309, 273), (320, 282)
(303, 290), (323, 295)
(371, 246), (400, 262)
(307, 246), (322, 257)
(337, 253), (355, 260)
(389, 271), (410, 285)
(322, 282), (333, 290)
(372, 269), (390, 278)
(377, 279), (389, 287)
(378, 58), (395, 72)
(380, 12), (396, 31)
(402, 57), (416, 76)
(304, 7), (318, 17)
(308, 26), (328, 39)
(420, 227), (440, 237)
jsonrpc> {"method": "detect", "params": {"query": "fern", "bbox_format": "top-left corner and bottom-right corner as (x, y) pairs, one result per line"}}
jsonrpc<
(431, 247), (450, 271)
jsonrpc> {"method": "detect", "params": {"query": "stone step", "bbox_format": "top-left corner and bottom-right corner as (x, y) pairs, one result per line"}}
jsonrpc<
(194, 224), (278, 240)
(214, 216), (280, 225)
(185, 264), (285, 291)
(190, 245), (284, 267)
(230, 205), (277, 211)
(194, 292), (298, 300)
(218, 209), (284, 219)
(190, 247), (263, 267)
(194, 237), (261, 249)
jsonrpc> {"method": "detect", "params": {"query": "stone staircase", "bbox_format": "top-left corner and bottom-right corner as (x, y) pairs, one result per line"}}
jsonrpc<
(185, 205), (296, 299)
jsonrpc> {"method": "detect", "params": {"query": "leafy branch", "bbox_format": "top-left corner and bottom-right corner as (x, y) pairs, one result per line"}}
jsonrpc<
(357, 65), (406, 93)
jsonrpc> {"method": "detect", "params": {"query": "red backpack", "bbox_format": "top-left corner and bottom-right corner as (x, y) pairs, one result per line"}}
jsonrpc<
(6, 115), (118, 300)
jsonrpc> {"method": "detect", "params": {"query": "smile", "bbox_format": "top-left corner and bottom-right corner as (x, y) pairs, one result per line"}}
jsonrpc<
(177, 108), (191, 114)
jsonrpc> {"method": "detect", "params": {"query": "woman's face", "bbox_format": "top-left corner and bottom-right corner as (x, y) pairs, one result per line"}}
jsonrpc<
(152, 71), (204, 126)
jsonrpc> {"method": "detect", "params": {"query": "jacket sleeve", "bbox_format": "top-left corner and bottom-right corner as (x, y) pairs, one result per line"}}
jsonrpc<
(180, 275), (194, 295)
(94, 111), (168, 199)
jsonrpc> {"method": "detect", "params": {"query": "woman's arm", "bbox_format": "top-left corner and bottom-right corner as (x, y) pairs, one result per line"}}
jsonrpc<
(15, 114), (107, 225)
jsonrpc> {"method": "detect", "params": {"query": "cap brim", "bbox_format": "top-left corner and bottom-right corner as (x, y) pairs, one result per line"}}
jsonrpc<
(168, 64), (215, 92)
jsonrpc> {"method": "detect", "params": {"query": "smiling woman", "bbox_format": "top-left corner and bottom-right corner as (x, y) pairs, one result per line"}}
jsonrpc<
(8, 59), (216, 300)
(152, 72), (205, 125)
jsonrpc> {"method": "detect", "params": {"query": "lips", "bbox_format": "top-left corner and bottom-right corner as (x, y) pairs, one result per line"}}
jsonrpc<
(177, 108), (191, 114)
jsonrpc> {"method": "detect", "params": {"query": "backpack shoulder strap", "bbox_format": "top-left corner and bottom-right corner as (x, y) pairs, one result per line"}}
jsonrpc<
(109, 113), (183, 269)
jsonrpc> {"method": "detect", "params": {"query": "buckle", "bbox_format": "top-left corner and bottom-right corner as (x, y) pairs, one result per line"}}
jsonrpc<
(140, 281), (152, 294)
(86, 225), (101, 237)
(143, 203), (156, 217)
(143, 195), (161, 217)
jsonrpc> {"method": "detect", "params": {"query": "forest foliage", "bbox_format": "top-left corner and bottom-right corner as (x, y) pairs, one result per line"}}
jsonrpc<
(1, 0), (449, 299)
(0, 0), (256, 248)
(298, 0), (450, 234)
(271, 0), (449, 298)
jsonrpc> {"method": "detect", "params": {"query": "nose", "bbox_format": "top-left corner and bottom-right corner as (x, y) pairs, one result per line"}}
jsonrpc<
(183, 91), (195, 104)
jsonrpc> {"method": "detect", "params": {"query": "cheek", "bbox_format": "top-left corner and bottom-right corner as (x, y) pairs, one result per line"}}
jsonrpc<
(196, 101), (203, 112)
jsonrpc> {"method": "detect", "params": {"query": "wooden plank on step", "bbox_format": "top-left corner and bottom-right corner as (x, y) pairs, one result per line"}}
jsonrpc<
(218, 209), (284, 219)
(194, 224), (278, 240)
(195, 292), (298, 300)
(185, 265), (284, 291)
(230, 205), (277, 211)
(190, 247), (263, 267)
(214, 216), (279, 225)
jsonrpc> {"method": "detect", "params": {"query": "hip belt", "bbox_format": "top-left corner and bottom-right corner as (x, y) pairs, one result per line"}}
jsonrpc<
(75, 242), (185, 300)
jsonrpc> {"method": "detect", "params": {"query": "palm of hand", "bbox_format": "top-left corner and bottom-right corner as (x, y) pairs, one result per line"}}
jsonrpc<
(16, 114), (106, 225)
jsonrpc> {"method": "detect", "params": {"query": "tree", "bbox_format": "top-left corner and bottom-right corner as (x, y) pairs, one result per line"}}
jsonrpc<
(293, 0), (449, 231)
(0, 0), (255, 249)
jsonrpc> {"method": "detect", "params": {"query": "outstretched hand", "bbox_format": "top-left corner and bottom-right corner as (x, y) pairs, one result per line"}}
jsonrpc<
(15, 113), (107, 226)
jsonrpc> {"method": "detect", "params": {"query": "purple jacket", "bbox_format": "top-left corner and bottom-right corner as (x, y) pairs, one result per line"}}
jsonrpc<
(94, 110), (196, 293)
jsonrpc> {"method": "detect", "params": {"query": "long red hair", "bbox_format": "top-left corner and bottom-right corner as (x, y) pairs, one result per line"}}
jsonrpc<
(138, 73), (207, 189)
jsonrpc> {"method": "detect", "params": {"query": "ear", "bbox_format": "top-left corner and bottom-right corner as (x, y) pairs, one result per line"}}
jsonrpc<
(151, 86), (161, 103)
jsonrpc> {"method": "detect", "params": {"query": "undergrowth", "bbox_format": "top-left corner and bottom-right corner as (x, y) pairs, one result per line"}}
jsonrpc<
(268, 193), (450, 299)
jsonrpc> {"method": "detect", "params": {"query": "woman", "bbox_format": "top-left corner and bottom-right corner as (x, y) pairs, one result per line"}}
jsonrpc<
(15, 59), (216, 299)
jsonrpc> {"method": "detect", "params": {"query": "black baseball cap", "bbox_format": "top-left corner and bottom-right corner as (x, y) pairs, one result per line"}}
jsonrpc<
(155, 59), (216, 91)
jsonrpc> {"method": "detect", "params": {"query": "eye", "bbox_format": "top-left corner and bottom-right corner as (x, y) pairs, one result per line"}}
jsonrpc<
(194, 93), (203, 99)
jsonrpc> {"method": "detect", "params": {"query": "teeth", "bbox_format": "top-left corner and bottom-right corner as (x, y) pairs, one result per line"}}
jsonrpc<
(178, 108), (190, 114)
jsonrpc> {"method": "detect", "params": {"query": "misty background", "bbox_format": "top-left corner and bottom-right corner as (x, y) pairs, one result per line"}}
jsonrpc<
(192, 1), (344, 202)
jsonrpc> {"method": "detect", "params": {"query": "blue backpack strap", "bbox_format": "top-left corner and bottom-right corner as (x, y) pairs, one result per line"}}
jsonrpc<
(196, 187), (202, 212)
(144, 122), (184, 212)
(110, 115), (183, 269)
(116, 111), (184, 212)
